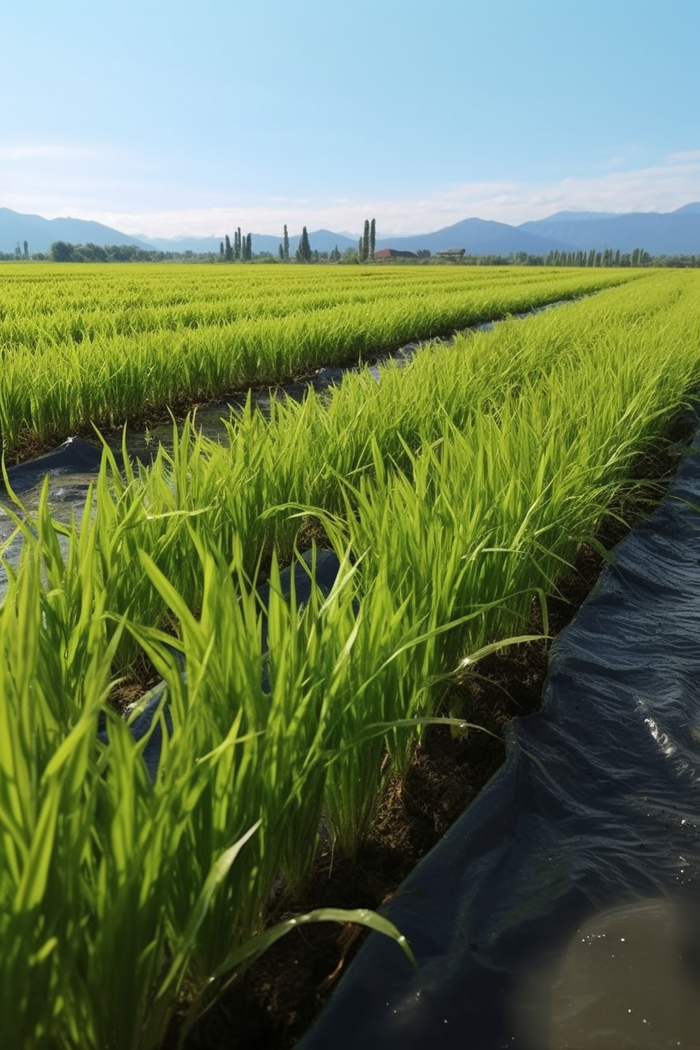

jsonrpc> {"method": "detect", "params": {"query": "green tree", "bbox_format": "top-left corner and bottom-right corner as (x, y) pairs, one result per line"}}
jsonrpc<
(50, 240), (75, 262)
(296, 226), (312, 262)
(361, 219), (370, 262)
(283, 224), (290, 261)
(224, 234), (233, 261)
(369, 218), (376, 260)
(23, 240), (29, 259)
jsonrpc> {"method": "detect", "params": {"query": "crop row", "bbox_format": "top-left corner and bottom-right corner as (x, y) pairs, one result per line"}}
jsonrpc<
(0, 263), (631, 332)
(0, 264), (639, 454)
(1, 271), (699, 1047)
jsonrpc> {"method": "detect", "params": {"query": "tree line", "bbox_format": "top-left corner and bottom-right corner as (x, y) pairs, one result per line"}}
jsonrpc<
(221, 229), (252, 261)
(44, 242), (188, 263)
(545, 247), (651, 267)
(2, 232), (696, 267)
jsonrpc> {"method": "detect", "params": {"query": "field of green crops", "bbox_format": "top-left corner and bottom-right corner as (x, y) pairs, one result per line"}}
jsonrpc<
(0, 263), (639, 455)
(1, 266), (699, 1048)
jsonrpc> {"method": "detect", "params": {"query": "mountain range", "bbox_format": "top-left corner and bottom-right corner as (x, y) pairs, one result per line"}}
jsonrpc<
(2, 204), (699, 258)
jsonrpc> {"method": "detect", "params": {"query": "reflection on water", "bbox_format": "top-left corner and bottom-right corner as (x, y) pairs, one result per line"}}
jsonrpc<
(545, 900), (700, 1048)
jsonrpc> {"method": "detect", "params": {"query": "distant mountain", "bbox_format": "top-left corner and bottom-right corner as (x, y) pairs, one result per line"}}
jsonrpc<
(283, 229), (358, 255)
(2, 203), (699, 259)
(145, 236), (222, 254)
(534, 210), (618, 223)
(0, 208), (155, 254)
(376, 217), (570, 256)
(519, 204), (700, 255)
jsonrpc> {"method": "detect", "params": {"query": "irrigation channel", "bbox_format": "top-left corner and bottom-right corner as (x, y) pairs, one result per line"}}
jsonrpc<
(0, 296), (571, 598)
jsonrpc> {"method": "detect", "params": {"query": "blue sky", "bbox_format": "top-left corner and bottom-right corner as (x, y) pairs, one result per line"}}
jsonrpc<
(1, 0), (698, 239)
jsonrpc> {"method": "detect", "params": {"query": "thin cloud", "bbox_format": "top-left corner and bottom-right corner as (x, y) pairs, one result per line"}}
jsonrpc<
(0, 143), (117, 162)
(666, 150), (700, 163)
(2, 156), (699, 239)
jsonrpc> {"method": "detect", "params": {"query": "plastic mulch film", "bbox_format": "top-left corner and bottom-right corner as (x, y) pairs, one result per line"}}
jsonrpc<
(2, 436), (104, 495)
(299, 436), (700, 1050)
(1, 438), (106, 601)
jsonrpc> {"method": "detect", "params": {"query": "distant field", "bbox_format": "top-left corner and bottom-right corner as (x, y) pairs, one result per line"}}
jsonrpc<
(0, 263), (640, 456)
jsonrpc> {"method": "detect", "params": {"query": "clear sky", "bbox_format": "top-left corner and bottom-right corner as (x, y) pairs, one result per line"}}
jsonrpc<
(1, 0), (698, 240)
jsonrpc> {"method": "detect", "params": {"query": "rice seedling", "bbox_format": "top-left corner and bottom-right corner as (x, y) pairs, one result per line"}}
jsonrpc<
(0, 268), (698, 1046)
(0, 263), (639, 455)
(0, 517), (417, 1049)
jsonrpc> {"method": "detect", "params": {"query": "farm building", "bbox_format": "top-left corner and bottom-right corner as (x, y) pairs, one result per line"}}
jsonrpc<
(373, 248), (419, 260)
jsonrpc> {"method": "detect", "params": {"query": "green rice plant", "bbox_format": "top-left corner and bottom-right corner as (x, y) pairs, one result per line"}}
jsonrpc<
(0, 519), (115, 1047)
(1, 269), (699, 1046)
(4, 270), (690, 678)
(0, 516), (416, 1049)
(0, 263), (640, 455)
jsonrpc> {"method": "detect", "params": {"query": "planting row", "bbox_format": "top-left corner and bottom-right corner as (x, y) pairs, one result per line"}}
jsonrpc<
(0, 264), (639, 454)
(1, 271), (699, 1048)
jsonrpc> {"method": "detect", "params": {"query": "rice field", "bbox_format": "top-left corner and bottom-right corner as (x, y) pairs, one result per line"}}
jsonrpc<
(1, 266), (699, 1048)
(0, 263), (639, 455)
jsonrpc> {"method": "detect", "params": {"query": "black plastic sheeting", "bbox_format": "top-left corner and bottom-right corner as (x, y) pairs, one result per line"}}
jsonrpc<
(3, 436), (104, 496)
(299, 436), (700, 1050)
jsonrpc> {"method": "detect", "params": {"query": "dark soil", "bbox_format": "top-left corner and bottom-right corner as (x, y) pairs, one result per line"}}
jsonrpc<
(162, 414), (698, 1050)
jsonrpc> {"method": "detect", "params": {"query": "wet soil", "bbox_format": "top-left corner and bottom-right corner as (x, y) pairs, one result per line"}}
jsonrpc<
(163, 417), (697, 1050)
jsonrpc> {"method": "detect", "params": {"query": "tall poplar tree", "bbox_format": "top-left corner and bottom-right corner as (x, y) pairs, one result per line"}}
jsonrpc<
(283, 224), (290, 261)
(369, 218), (376, 260)
(296, 226), (312, 262)
(362, 219), (370, 262)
